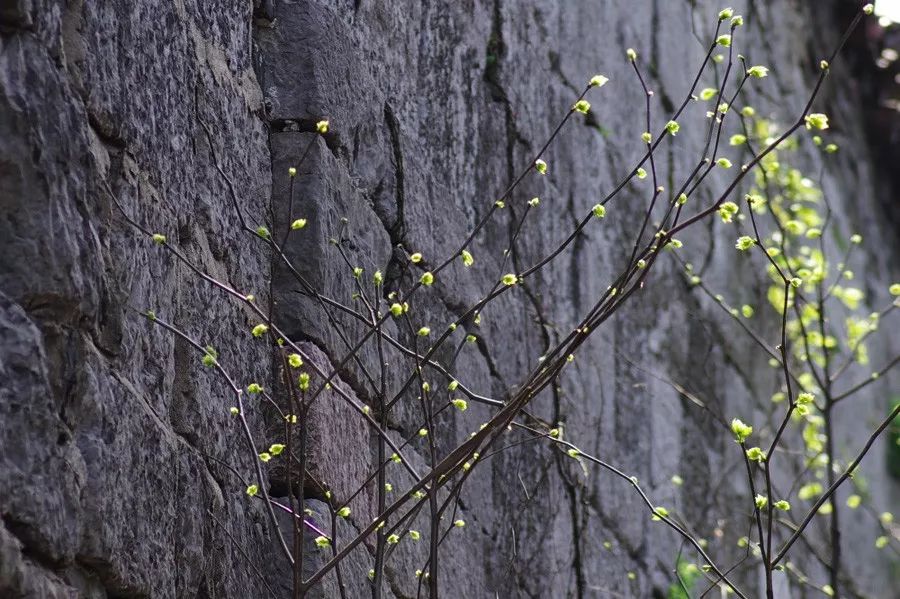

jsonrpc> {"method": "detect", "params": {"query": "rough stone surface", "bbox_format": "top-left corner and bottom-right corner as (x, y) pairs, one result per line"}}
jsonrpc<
(1, 1), (897, 598)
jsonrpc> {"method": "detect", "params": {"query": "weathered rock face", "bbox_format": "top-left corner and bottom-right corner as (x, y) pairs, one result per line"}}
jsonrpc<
(1, 1), (276, 597)
(1, 1), (897, 598)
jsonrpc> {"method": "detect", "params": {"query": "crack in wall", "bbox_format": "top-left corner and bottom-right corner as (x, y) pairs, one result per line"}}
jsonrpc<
(382, 103), (407, 247)
(561, 458), (587, 599)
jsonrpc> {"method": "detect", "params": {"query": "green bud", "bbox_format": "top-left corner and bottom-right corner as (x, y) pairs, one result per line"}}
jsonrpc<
(746, 447), (766, 462)
(746, 65), (768, 78)
(718, 201), (739, 223)
(202, 348), (217, 367)
(796, 392), (815, 405)
(314, 535), (330, 548)
(731, 418), (753, 442)
(298, 372), (310, 390)
(735, 236), (755, 251)
(804, 113), (829, 130)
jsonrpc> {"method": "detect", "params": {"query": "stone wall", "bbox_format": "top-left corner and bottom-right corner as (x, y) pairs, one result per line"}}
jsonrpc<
(1, 1), (897, 597)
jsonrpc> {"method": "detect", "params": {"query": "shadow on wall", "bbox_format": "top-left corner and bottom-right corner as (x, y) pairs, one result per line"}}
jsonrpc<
(837, 3), (900, 231)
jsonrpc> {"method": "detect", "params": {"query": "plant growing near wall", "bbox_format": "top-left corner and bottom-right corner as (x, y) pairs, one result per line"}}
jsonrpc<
(675, 102), (900, 597)
(111, 3), (897, 598)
